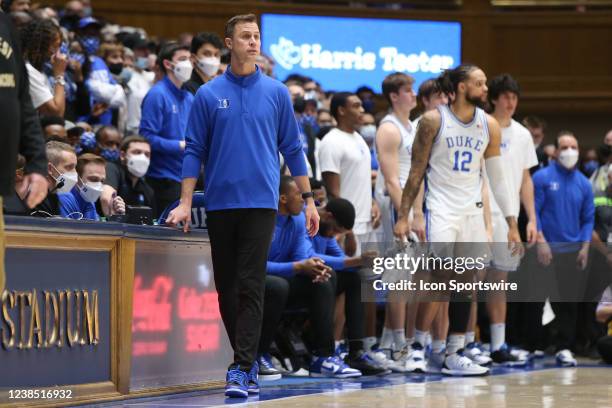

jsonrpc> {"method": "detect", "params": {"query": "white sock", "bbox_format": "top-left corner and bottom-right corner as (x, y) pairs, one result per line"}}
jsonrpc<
(392, 329), (407, 351)
(380, 327), (394, 349)
(363, 336), (377, 352)
(414, 330), (428, 347)
(465, 331), (475, 345)
(446, 334), (465, 355)
(335, 340), (343, 349)
(490, 323), (506, 351)
(432, 339), (446, 354)
(406, 337), (415, 347)
(426, 333), (432, 347)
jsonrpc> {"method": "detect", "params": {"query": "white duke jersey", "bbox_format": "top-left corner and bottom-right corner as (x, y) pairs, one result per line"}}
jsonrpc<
(425, 105), (490, 215)
(374, 113), (415, 195)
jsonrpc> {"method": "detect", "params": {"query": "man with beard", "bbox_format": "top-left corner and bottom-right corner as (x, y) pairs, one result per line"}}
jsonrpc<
(394, 64), (521, 376)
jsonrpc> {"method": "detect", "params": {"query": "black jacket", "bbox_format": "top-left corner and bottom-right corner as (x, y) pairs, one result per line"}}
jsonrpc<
(182, 70), (205, 96)
(0, 14), (47, 197)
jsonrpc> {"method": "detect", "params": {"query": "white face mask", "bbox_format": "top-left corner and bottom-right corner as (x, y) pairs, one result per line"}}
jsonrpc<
(78, 181), (103, 203)
(197, 56), (220, 77)
(360, 124), (377, 143)
(56, 171), (78, 193)
(127, 153), (150, 178)
(558, 148), (579, 169)
(172, 60), (193, 83)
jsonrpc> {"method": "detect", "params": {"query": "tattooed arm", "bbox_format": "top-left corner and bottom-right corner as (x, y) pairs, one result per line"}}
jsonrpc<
(393, 110), (440, 239)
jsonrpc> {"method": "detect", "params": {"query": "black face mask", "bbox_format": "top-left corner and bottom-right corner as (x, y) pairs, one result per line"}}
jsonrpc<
(293, 96), (306, 114)
(108, 63), (123, 75)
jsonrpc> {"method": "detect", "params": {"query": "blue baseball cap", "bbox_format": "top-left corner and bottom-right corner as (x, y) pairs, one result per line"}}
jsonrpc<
(78, 17), (102, 29)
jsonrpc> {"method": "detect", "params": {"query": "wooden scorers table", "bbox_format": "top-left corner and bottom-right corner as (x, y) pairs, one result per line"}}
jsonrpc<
(0, 216), (232, 407)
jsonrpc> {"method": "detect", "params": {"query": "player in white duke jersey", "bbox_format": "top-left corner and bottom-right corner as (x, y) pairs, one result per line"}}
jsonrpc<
(394, 64), (521, 376)
(463, 74), (538, 366)
(373, 72), (425, 372)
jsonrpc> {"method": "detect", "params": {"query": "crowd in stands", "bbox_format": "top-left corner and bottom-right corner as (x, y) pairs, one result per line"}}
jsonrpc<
(3, 0), (612, 379)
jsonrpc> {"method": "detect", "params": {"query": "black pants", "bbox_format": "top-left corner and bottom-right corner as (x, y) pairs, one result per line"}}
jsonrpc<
(146, 177), (181, 218)
(259, 275), (289, 355)
(550, 251), (589, 351)
(206, 209), (277, 370)
(285, 273), (336, 357)
(597, 336), (612, 364)
(336, 271), (364, 356)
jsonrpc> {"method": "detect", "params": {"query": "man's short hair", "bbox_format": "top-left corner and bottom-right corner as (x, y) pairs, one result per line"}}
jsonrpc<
(325, 198), (355, 230)
(98, 43), (124, 60)
(158, 41), (190, 74)
(330, 92), (354, 120)
(279, 175), (295, 195)
(382, 73), (414, 105)
(40, 115), (65, 129)
(46, 141), (75, 166)
(95, 125), (118, 143)
(417, 78), (443, 104)
(76, 153), (106, 176)
(190, 32), (223, 54)
(555, 130), (576, 149)
(224, 14), (257, 39)
(487, 73), (521, 105)
(523, 115), (547, 130)
(121, 135), (149, 152)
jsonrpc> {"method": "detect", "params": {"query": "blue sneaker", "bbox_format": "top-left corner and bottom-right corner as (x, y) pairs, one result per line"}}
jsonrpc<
(225, 365), (249, 398)
(248, 361), (260, 394)
(334, 342), (348, 360)
(258, 354), (282, 381)
(310, 355), (361, 378)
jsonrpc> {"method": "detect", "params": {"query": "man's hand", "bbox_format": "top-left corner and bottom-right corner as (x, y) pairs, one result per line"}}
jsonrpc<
(304, 199), (320, 236)
(412, 212), (426, 242)
(507, 224), (524, 257)
(165, 203), (192, 233)
(371, 199), (381, 229)
(360, 250), (378, 269)
(51, 51), (68, 77)
(111, 195), (126, 215)
(526, 219), (538, 246)
(21, 173), (48, 209)
(394, 215), (410, 240)
(91, 103), (109, 117)
(537, 241), (553, 266)
(577, 246), (589, 270)
(179, 140), (186, 150)
(294, 257), (331, 282)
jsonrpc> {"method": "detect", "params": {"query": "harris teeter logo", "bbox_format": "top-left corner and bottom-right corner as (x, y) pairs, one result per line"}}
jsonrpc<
(269, 36), (455, 74)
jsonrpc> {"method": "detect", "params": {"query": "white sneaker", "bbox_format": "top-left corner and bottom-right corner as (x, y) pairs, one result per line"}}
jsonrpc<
(464, 343), (492, 366)
(555, 349), (577, 367)
(510, 347), (530, 362)
(366, 350), (395, 371)
(404, 343), (427, 373)
(389, 346), (411, 373)
(426, 349), (446, 373)
(441, 352), (490, 376)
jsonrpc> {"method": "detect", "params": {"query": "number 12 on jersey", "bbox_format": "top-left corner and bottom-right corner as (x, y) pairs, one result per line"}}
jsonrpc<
(452, 150), (473, 172)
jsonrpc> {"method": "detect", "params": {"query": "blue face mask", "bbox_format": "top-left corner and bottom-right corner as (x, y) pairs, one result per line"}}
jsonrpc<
(100, 148), (120, 162)
(81, 36), (100, 55)
(79, 131), (97, 150)
(135, 56), (149, 71)
(583, 160), (599, 177)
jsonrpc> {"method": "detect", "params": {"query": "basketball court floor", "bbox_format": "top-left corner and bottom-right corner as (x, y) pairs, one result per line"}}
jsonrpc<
(82, 358), (612, 408)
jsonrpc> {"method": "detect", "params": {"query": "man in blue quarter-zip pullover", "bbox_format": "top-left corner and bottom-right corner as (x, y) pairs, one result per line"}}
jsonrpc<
(140, 42), (194, 217)
(165, 14), (319, 399)
(534, 131), (594, 367)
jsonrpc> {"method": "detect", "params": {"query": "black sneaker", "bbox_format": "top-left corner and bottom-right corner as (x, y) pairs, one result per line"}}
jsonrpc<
(491, 346), (527, 367)
(346, 351), (391, 376)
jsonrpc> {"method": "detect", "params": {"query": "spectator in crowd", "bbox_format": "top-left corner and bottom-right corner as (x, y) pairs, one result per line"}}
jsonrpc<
(317, 109), (335, 128)
(59, 153), (125, 220)
(21, 18), (67, 117)
(178, 32), (193, 48)
(581, 148), (599, 178)
(121, 37), (154, 135)
(360, 111), (378, 187)
(1, 0), (30, 13)
(9, 10), (31, 28)
(99, 42), (125, 80)
(140, 42), (193, 216)
(95, 125), (121, 163)
(523, 115), (548, 171)
(183, 32), (223, 95)
(37, 141), (78, 216)
(534, 131), (595, 366)
(78, 17), (126, 125)
(605, 129), (612, 147)
(414, 78), (448, 126)
(356, 85), (375, 113)
(1, 11), (49, 294)
(590, 138), (612, 196)
(101, 135), (156, 216)
(41, 115), (67, 141)
(3, 155), (30, 215)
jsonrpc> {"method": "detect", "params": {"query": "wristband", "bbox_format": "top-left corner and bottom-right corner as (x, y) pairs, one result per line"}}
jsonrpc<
(302, 192), (314, 200)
